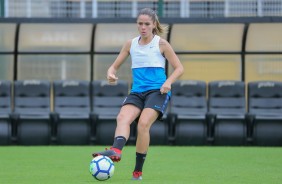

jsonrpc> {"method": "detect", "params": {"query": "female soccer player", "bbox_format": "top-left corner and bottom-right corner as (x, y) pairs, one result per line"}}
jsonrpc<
(92, 7), (184, 180)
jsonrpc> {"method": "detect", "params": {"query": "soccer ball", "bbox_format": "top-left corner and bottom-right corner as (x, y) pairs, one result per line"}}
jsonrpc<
(89, 155), (115, 181)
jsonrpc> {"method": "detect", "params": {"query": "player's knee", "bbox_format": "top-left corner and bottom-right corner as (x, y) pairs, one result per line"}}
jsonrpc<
(116, 113), (125, 123)
(137, 119), (151, 132)
(116, 113), (132, 127)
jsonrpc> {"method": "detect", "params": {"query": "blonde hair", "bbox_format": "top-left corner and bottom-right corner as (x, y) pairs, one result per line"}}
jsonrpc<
(137, 8), (167, 36)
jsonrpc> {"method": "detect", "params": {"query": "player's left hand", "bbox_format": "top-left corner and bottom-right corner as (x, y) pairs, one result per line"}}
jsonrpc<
(160, 83), (171, 94)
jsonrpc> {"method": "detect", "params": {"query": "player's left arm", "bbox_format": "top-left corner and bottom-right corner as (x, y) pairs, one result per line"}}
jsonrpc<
(159, 38), (184, 93)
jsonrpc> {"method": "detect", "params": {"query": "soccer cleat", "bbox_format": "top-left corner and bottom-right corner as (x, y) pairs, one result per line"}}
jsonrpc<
(92, 147), (122, 162)
(132, 171), (142, 180)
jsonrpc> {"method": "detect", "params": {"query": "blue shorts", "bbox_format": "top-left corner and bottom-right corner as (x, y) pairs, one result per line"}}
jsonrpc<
(122, 89), (170, 120)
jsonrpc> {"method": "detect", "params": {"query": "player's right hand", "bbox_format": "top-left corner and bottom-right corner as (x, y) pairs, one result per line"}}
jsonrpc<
(107, 73), (118, 85)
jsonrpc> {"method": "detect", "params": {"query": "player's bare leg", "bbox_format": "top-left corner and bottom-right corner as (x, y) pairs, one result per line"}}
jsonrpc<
(136, 108), (158, 153)
(92, 104), (141, 162)
(115, 104), (141, 139)
(132, 108), (159, 180)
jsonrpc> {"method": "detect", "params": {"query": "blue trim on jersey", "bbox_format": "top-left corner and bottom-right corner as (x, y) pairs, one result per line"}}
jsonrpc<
(131, 67), (166, 93)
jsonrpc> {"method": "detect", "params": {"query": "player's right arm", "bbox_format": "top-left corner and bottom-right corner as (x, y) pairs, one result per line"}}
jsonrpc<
(107, 39), (131, 84)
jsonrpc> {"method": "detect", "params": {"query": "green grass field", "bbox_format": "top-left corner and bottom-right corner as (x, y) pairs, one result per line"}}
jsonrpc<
(0, 146), (282, 184)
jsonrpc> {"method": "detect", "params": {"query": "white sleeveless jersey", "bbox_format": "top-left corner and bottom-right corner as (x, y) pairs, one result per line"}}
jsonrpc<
(130, 35), (167, 93)
(130, 35), (166, 69)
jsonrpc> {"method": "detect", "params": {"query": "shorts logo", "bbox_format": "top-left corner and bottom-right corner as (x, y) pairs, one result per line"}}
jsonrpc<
(154, 105), (161, 109)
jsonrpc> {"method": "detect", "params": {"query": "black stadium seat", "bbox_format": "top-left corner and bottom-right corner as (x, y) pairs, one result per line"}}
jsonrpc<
(91, 80), (129, 145)
(53, 80), (91, 145)
(170, 80), (208, 145)
(0, 80), (12, 145)
(13, 80), (52, 145)
(247, 81), (282, 146)
(149, 108), (170, 145)
(208, 81), (246, 145)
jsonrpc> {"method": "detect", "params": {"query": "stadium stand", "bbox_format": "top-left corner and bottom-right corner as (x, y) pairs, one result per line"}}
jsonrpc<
(13, 80), (52, 145)
(170, 80), (208, 145)
(247, 81), (282, 146)
(0, 80), (12, 145)
(1, 79), (282, 146)
(91, 80), (129, 145)
(53, 80), (91, 145)
(207, 81), (246, 146)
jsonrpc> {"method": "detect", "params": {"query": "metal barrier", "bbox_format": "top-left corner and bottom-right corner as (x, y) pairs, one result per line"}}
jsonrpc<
(1, 0), (282, 18)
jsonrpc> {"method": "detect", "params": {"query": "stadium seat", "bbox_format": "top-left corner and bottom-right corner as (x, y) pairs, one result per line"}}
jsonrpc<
(13, 80), (52, 145)
(91, 80), (129, 145)
(208, 81), (247, 146)
(53, 80), (91, 145)
(0, 80), (12, 145)
(247, 81), (282, 146)
(149, 109), (170, 145)
(170, 80), (208, 145)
